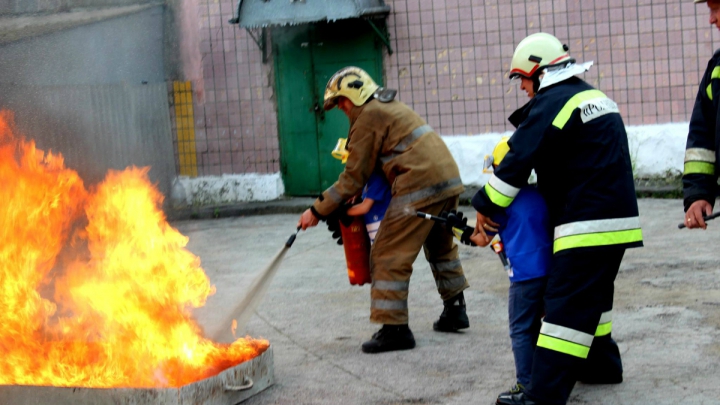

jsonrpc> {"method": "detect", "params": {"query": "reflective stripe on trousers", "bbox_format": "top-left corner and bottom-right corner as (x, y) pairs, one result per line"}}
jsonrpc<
(537, 310), (613, 358)
(537, 321), (594, 359)
(596, 310), (612, 337)
(371, 279), (410, 311)
(429, 259), (467, 292)
(553, 217), (643, 253)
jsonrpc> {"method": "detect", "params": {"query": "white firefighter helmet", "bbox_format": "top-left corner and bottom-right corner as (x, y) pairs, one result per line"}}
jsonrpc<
(509, 33), (574, 80)
(323, 66), (380, 111)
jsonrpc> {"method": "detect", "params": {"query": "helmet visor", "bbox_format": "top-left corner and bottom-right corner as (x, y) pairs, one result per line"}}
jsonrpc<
(482, 154), (494, 173)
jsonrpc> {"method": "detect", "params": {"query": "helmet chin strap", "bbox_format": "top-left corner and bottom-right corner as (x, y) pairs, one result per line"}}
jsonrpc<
(531, 72), (543, 94)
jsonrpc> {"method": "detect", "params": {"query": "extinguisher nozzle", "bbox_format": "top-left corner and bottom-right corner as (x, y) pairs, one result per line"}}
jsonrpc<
(416, 211), (444, 222)
(286, 227), (301, 247)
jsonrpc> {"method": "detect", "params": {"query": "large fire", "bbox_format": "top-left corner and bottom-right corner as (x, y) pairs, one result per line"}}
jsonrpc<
(0, 111), (268, 388)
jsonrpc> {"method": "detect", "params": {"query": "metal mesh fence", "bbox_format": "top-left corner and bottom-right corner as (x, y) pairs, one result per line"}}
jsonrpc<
(384, 0), (720, 135)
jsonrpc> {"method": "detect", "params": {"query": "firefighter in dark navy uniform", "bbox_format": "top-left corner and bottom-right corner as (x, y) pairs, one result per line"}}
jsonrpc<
(298, 67), (470, 354)
(470, 33), (644, 405)
(683, 0), (720, 230)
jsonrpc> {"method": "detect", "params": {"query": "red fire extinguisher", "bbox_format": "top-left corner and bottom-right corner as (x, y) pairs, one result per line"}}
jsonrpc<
(339, 216), (372, 286)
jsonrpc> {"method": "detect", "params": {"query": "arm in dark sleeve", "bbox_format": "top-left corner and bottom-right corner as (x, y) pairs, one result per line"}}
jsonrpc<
(312, 112), (384, 218)
(683, 55), (719, 211)
(472, 102), (551, 217)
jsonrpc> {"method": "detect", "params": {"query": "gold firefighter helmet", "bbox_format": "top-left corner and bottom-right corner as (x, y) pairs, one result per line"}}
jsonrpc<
(323, 66), (380, 111)
(509, 33), (574, 80)
(483, 136), (511, 173)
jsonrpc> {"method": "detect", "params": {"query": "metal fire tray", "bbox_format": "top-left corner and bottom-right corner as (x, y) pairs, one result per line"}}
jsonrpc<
(0, 345), (274, 405)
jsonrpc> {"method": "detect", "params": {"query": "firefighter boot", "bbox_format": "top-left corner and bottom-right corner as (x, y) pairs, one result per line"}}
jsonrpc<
(361, 324), (416, 353)
(433, 292), (469, 332)
(496, 392), (537, 405)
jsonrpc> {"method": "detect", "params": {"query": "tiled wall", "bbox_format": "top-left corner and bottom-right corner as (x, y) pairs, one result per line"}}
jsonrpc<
(384, 0), (720, 135)
(192, 0), (279, 176)
(189, 0), (718, 176)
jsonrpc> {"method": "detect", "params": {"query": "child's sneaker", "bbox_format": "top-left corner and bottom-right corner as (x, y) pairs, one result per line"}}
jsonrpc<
(498, 382), (525, 397)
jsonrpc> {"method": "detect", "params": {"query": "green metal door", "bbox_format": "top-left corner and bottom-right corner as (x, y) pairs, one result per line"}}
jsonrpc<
(273, 19), (384, 196)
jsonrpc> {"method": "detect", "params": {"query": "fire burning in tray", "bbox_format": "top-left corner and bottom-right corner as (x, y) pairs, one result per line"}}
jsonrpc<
(0, 111), (268, 388)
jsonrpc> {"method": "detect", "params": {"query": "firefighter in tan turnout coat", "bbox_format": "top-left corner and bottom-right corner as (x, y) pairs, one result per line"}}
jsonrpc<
(298, 67), (470, 353)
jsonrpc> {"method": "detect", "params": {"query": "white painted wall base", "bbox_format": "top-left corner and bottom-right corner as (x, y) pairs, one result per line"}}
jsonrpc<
(443, 122), (689, 187)
(175, 173), (285, 206)
(177, 122), (690, 205)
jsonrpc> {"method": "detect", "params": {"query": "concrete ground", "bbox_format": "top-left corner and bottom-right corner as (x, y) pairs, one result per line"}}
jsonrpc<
(177, 199), (720, 405)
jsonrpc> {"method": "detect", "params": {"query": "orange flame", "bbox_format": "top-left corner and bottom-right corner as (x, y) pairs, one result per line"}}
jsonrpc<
(0, 111), (268, 388)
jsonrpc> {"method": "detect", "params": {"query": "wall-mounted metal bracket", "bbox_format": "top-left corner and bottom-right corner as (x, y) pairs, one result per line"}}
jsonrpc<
(246, 27), (268, 63)
(365, 18), (393, 55)
(228, 0), (269, 64)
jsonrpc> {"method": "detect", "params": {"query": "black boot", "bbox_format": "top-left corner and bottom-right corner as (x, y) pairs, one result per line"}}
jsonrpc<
(433, 292), (469, 332)
(361, 324), (416, 353)
(496, 392), (537, 405)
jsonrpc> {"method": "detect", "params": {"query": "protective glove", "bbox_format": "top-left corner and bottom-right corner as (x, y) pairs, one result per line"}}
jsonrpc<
(442, 209), (468, 229)
(439, 210), (476, 246)
(325, 203), (353, 245)
(456, 227), (476, 247)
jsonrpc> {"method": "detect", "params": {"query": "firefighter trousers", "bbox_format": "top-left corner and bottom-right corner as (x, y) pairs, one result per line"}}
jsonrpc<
(369, 195), (469, 325)
(526, 249), (625, 405)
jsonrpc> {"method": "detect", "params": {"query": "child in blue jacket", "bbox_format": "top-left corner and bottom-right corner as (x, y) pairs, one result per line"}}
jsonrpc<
(484, 137), (552, 396)
(332, 138), (392, 244)
(346, 170), (392, 244)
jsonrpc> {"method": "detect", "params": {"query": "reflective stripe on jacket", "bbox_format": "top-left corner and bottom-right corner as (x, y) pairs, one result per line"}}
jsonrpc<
(313, 99), (463, 217)
(683, 49), (720, 211)
(472, 76), (643, 254)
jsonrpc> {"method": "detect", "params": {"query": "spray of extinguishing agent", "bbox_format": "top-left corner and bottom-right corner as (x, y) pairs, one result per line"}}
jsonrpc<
(412, 209), (513, 274)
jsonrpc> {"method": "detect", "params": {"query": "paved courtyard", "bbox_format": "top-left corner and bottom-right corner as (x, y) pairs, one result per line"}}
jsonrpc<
(178, 199), (720, 405)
